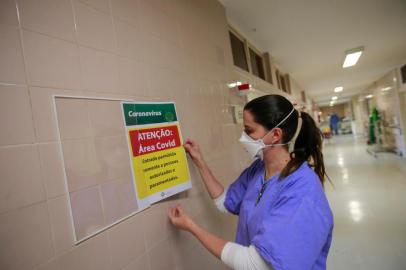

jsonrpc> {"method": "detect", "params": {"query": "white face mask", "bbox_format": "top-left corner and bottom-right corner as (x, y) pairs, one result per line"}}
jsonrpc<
(239, 108), (302, 160)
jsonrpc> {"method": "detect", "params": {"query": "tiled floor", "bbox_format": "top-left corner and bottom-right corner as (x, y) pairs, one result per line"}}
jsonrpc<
(324, 135), (406, 269)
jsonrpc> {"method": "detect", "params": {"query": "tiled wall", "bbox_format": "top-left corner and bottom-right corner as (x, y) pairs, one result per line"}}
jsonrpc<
(0, 0), (255, 269)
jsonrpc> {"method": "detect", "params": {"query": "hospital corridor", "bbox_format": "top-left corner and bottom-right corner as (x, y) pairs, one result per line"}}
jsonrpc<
(1, 0), (406, 269)
(324, 136), (406, 269)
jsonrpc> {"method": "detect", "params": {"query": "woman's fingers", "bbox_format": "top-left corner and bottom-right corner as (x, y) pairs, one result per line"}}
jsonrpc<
(176, 205), (184, 215)
(167, 205), (181, 220)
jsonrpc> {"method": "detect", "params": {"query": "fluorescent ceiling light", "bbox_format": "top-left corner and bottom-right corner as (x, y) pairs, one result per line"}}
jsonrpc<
(334, 86), (343, 93)
(381, 86), (392, 92)
(331, 96), (338, 101)
(227, 81), (242, 88)
(343, 47), (364, 68)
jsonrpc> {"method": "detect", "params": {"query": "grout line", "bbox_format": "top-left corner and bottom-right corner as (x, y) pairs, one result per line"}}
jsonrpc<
(13, 4), (56, 258)
(75, 0), (111, 15)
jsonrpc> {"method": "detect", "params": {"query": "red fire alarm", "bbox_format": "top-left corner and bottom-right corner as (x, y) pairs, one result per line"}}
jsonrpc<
(237, 83), (250, 96)
(238, 83), (250, 90)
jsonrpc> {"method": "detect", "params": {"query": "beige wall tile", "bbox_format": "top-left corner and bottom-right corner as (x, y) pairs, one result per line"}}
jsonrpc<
(147, 238), (175, 270)
(138, 33), (165, 68)
(0, 202), (54, 270)
(122, 253), (149, 270)
(78, 0), (110, 14)
(110, 0), (138, 26)
(115, 19), (141, 60)
(61, 138), (101, 192)
(17, 0), (76, 42)
(168, 226), (197, 267)
(100, 177), (138, 225)
(74, 0), (115, 52)
(108, 213), (146, 269)
(141, 202), (173, 250)
(79, 46), (119, 92)
(159, 11), (180, 46)
(0, 85), (35, 146)
(118, 56), (148, 95)
(0, 25), (27, 84)
(30, 87), (84, 143)
(138, 0), (164, 38)
(93, 135), (132, 182)
(38, 142), (67, 198)
(0, 144), (45, 214)
(0, 0), (19, 26)
(87, 99), (124, 136)
(32, 259), (60, 270)
(23, 30), (82, 89)
(55, 97), (91, 140)
(70, 186), (105, 241)
(55, 233), (112, 270)
(48, 195), (75, 255)
(145, 65), (176, 99)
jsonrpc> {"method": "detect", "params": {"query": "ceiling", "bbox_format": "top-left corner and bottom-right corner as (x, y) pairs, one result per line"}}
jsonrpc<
(218, 0), (406, 106)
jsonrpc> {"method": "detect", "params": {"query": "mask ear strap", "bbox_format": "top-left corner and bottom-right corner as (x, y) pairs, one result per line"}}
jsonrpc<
(288, 110), (302, 154)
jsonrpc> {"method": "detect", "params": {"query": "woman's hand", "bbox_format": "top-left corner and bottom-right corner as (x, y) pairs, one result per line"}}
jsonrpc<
(168, 205), (227, 259)
(167, 205), (195, 232)
(184, 139), (205, 167)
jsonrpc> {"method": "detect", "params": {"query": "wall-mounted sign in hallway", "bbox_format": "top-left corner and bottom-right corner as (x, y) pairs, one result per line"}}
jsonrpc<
(122, 102), (192, 204)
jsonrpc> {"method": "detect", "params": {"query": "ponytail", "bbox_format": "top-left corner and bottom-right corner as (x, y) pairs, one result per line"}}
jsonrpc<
(280, 111), (327, 186)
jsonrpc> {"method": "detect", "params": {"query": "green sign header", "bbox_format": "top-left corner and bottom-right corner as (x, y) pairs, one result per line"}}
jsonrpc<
(122, 103), (178, 126)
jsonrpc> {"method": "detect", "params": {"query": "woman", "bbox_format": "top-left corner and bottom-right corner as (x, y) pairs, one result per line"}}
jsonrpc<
(167, 95), (333, 270)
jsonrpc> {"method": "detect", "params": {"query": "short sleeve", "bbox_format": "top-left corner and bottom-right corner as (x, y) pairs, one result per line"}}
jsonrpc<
(252, 196), (333, 270)
(224, 159), (261, 215)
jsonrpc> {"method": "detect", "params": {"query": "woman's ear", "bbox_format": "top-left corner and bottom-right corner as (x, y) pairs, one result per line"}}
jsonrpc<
(270, 128), (284, 144)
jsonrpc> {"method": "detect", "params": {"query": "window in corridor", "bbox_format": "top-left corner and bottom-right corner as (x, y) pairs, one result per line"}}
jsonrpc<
(229, 31), (249, 71)
(249, 47), (266, 80)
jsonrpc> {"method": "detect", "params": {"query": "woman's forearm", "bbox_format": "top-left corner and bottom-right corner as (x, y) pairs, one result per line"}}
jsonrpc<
(196, 161), (224, 199)
(188, 221), (227, 258)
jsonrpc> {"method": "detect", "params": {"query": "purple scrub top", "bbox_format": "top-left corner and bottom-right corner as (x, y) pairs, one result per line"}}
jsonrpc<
(224, 159), (333, 270)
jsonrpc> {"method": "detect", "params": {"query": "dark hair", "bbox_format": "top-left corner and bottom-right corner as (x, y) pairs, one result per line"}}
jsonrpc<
(244, 94), (327, 186)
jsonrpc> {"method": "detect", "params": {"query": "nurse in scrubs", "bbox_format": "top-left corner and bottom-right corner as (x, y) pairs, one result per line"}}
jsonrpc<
(167, 95), (333, 270)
